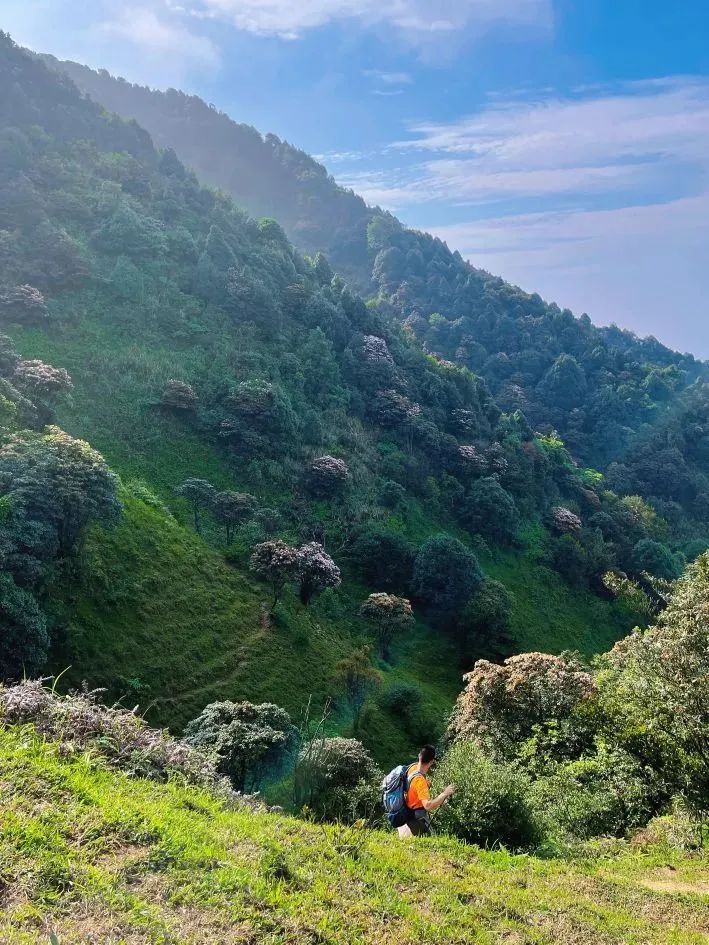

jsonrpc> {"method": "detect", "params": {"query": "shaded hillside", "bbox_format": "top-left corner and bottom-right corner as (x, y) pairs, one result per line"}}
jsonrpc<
(46, 55), (708, 507)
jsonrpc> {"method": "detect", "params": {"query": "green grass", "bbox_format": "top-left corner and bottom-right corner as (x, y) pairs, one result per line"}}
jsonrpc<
(1, 723), (707, 945)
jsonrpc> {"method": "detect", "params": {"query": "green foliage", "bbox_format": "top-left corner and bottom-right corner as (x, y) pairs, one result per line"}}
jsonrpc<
(360, 592), (413, 661)
(530, 746), (663, 841)
(295, 736), (380, 821)
(458, 578), (514, 660)
(183, 700), (296, 792)
(600, 554), (709, 816)
(0, 574), (49, 678)
(463, 477), (520, 546)
(632, 538), (684, 580)
(412, 534), (484, 622)
(433, 741), (540, 849)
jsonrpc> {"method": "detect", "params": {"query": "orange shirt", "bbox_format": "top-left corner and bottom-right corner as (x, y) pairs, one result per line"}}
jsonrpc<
(406, 763), (430, 809)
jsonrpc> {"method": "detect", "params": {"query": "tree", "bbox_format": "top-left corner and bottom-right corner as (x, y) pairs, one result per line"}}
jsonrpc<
(213, 491), (256, 543)
(0, 573), (49, 680)
(0, 426), (121, 557)
(458, 579), (514, 661)
(306, 455), (349, 497)
(463, 477), (520, 546)
(538, 354), (587, 408)
(550, 506), (582, 535)
(347, 526), (414, 592)
(412, 534), (484, 622)
(360, 592), (413, 662)
(601, 553), (709, 816)
(183, 700), (295, 792)
(249, 539), (300, 610)
(0, 284), (49, 324)
(448, 652), (596, 761)
(333, 646), (381, 724)
(296, 541), (341, 605)
(161, 379), (197, 410)
(631, 538), (684, 580)
(174, 478), (216, 534)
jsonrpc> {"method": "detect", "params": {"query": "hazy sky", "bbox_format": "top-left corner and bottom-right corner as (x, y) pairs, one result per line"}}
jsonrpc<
(3, 1), (708, 357)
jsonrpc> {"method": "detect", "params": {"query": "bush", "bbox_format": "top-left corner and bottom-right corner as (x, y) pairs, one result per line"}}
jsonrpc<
(458, 579), (514, 660)
(433, 741), (540, 849)
(529, 747), (664, 841)
(0, 680), (232, 794)
(295, 736), (380, 822)
(631, 538), (684, 580)
(379, 681), (422, 719)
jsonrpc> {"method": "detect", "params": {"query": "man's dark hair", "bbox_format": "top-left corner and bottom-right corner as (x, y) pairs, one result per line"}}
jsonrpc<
(419, 744), (436, 764)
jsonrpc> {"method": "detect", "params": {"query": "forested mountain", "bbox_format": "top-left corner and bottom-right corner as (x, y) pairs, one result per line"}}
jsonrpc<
(1, 30), (707, 773)
(43, 55), (709, 545)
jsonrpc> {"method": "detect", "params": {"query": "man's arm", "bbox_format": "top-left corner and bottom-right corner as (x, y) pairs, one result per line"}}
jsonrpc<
(421, 784), (456, 812)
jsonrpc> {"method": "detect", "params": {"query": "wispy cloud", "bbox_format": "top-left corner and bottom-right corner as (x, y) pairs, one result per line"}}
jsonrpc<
(185, 0), (553, 46)
(97, 7), (221, 70)
(363, 69), (413, 85)
(335, 77), (709, 354)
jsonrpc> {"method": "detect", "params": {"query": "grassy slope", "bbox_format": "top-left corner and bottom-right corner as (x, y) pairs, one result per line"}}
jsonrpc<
(8, 301), (634, 764)
(1, 724), (708, 945)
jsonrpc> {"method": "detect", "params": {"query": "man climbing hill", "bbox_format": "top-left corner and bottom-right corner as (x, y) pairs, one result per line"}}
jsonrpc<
(383, 744), (456, 837)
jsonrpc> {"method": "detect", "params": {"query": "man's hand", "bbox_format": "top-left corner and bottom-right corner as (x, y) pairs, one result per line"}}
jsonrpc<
(443, 784), (456, 801)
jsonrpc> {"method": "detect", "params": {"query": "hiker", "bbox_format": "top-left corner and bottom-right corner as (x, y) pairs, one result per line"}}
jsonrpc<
(382, 744), (456, 837)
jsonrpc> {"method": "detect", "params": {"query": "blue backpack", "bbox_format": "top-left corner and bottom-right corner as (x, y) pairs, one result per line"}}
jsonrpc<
(382, 762), (416, 827)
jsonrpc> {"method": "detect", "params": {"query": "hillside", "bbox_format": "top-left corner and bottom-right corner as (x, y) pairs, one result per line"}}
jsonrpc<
(1, 720), (708, 945)
(45, 54), (709, 540)
(0, 26), (658, 767)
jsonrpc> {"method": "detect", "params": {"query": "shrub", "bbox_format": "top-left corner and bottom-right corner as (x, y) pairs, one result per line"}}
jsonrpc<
(529, 747), (664, 841)
(433, 741), (540, 849)
(379, 681), (422, 719)
(458, 579), (514, 659)
(0, 680), (232, 794)
(333, 646), (381, 723)
(295, 736), (380, 821)
(0, 575), (49, 679)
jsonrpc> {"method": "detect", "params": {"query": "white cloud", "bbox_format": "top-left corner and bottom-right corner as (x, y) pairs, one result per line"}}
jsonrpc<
(335, 77), (709, 355)
(97, 7), (220, 70)
(184, 0), (552, 44)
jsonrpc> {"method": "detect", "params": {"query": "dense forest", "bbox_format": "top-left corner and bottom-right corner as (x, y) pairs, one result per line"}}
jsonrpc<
(46, 55), (709, 544)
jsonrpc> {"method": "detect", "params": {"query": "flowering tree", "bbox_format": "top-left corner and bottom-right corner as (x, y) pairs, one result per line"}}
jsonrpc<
(0, 284), (49, 323)
(360, 592), (413, 661)
(307, 455), (349, 497)
(296, 541), (341, 605)
(448, 652), (596, 760)
(249, 539), (301, 610)
(161, 379), (197, 410)
(550, 506), (583, 534)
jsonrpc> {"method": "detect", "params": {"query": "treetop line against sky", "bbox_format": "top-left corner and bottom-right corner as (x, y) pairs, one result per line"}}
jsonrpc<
(4, 1), (708, 356)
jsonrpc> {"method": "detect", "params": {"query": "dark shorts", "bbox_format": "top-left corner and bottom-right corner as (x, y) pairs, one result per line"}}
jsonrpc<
(404, 809), (431, 836)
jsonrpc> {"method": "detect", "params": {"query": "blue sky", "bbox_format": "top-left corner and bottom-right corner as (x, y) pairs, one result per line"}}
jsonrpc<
(3, 1), (709, 357)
